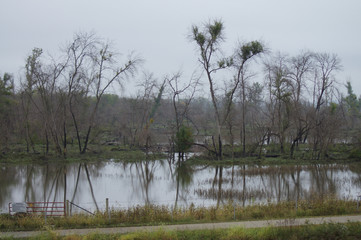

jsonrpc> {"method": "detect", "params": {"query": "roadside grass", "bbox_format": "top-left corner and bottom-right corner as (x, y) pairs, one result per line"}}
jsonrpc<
(3, 222), (361, 240)
(1, 197), (360, 231)
(144, 222), (361, 240)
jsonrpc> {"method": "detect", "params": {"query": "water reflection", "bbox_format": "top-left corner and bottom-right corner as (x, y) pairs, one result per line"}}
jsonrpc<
(1, 161), (361, 213)
(69, 163), (100, 212)
(174, 161), (194, 208)
(193, 164), (361, 206)
(130, 160), (157, 205)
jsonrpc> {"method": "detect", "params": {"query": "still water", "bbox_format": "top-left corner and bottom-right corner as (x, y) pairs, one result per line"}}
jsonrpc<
(1, 159), (361, 213)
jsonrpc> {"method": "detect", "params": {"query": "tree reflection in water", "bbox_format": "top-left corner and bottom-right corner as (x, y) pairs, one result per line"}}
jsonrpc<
(193, 164), (361, 207)
(174, 160), (194, 208)
(132, 159), (156, 205)
(1, 162), (361, 212)
(67, 163), (100, 212)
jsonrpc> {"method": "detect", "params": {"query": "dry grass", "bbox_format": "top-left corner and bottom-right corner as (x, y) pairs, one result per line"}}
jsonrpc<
(1, 196), (359, 232)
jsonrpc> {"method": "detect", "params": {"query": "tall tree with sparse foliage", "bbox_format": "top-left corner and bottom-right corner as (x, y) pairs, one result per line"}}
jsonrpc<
(191, 19), (231, 160)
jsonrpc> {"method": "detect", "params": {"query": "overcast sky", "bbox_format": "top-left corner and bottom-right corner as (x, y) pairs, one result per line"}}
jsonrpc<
(1, 0), (361, 96)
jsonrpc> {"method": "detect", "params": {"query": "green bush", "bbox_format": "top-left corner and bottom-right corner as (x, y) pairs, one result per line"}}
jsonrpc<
(175, 125), (193, 154)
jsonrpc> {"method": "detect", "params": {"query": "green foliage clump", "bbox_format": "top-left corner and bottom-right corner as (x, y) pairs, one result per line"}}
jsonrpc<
(0, 73), (13, 101)
(175, 125), (193, 154)
(240, 41), (264, 61)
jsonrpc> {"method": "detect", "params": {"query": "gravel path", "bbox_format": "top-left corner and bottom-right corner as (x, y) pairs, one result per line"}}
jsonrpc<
(2, 215), (361, 239)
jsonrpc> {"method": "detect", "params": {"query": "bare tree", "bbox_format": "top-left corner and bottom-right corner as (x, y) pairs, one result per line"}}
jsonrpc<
(20, 48), (69, 156)
(264, 53), (292, 153)
(21, 48), (43, 153)
(62, 32), (140, 154)
(246, 82), (268, 158)
(166, 72), (200, 159)
(118, 72), (166, 149)
(288, 51), (313, 158)
(310, 53), (342, 159)
(312, 53), (342, 111)
(63, 32), (97, 155)
(231, 41), (264, 156)
(83, 43), (139, 153)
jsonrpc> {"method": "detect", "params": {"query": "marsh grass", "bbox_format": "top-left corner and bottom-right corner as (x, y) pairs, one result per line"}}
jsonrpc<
(1, 197), (360, 232)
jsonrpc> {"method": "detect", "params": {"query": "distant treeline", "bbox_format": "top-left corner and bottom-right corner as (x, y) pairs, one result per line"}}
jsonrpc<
(1, 24), (360, 160)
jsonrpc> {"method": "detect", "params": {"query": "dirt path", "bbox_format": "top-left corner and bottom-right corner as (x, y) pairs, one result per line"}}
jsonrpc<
(2, 215), (361, 239)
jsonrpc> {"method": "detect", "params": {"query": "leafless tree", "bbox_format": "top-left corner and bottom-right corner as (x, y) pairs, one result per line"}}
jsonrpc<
(62, 32), (140, 154)
(264, 53), (293, 153)
(231, 41), (264, 156)
(288, 51), (313, 158)
(166, 71), (200, 159)
(310, 53), (342, 159)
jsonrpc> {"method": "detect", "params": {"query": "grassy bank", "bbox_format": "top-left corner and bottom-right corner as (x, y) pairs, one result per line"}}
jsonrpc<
(0, 144), (164, 164)
(186, 142), (361, 166)
(3, 222), (361, 239)
(186, 154), (359, 167)
(1, 142), (360, 166)
(1, 198), (360, 231)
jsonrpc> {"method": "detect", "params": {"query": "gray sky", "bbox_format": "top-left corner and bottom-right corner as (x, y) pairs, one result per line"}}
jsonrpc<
(1, 0), (361, 96)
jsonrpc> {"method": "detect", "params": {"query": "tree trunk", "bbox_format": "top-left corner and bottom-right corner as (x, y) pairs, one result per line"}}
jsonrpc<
(81, 125), (92, 154)
(63, 121), (67, 158)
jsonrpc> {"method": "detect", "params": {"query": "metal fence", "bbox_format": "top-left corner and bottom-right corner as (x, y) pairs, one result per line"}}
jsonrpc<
(9, 202), (66, 217)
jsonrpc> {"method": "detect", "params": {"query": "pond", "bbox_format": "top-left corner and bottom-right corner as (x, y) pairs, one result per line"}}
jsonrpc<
(1, 159), (361, 214)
